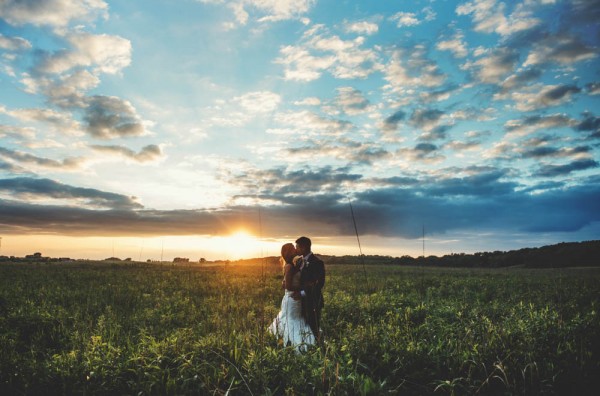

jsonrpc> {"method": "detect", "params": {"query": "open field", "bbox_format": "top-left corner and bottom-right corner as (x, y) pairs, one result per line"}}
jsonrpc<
(1, 261), (599, 395)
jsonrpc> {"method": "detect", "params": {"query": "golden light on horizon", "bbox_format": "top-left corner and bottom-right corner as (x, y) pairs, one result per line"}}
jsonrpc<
(4, 233), (428, 263)
(209, 229), (263, 260)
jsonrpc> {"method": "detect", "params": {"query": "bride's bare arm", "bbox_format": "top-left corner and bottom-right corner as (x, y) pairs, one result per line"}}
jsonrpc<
(284, 263), (301, 291)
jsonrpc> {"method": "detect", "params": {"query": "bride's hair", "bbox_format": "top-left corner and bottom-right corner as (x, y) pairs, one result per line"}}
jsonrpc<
(280, 243), (296, 266)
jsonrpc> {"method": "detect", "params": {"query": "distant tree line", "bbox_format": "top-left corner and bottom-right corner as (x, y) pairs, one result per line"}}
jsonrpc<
(321, 240), (600, 268)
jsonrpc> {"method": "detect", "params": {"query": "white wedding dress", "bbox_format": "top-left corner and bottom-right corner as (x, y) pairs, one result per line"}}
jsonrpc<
(269, 265), (315, 352)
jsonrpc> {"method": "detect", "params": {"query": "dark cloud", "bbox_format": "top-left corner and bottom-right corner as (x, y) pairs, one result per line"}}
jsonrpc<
(522, 146), (560, 158)
(543, 85), (581, 102)
(419, 84), (459, 103)
(352, 181), (600, 237)
(469, 47), (520, 84)
(445, 140), (480, 152)
(511, 84), (582, 112)
(522, 135), (555, 147)
(396, 143), (444, 162)
(414, 143), (438, 153)
(424, 169), (518, 197)
(0, 146), (83, 169)
(521, 145), (591, 159)
(1, 169), (599, 240)
(577, 112), (600, 134)
(521, 180), (565, 193)
(229, 166), (362, 201)
(83, 95), (146, 139)
(370, 176), (420, 187)
(516, 114), (573, 128)
(0, 159), (27, 173)
(530, 35), (596, 66)
(535, 159), (599, 177)
(419, 124), (452, 141)
(566, 0), (600, 25)
(409, 108), (444, 129)
(333, 87), (370, 115)
(585, 82), (600, 95)
(0, 177), (142, 209)
(382, 110), (406, 132)
(497, 68), (543, 94)
(90, 144), (163, 162)
(348, 146), (390, 165)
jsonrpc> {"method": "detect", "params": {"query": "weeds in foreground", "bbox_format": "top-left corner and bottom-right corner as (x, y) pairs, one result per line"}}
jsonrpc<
(0, 262), (598, 394)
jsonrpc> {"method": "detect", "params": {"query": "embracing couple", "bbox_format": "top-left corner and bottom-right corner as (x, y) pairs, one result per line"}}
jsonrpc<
(269, 236), (325, 352)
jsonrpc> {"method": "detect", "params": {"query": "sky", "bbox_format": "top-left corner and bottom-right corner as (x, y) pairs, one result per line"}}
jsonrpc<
(0, 0), (599, 261)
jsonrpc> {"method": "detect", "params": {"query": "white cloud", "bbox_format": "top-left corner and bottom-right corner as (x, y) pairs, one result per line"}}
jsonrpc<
(0, 34), (32, 51)
(0, 124), (37, 141)
(36, 33), (132, 75)
(276, 26), (381, 81)
(493, 68), (543, 99)
(276, 45), (335, 81)
(233, 91), (281, 113)
(436, 32), (468, 58)
(228, 2), (249, 25)
(423, 6), (437, 22)
(269, 110), (352, 137)
(0, 0), (108, 29)
(390, 12), (421, 27)
(504, 113), (577, 136)
(462, 47), (518, 83)
(0, 146), (84, 170)
(482, 141), (518, 161)
(294, 97), (321, 106)
(91, 144), (163, 163)
(82, 95), (147, 139)
(524, 34), (597, 66)
(205, 91), (281, 128)
(0, 105), (82, 135)
(586, 83), (600, 96)
(332, 87), (371, 116)
(344, 20), (379, 35)
(384, 45), (446, 93)
(456, 0), (541, 36)
(199, 0), (315, 27)
(253, 0), (315, 22)
(503, 84), (581, 112)
(21, 70), (101, 108)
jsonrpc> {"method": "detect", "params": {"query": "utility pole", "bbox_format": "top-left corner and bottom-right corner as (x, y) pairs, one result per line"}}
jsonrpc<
(160, 239), (164, 263)
(422, 224), (425, 258)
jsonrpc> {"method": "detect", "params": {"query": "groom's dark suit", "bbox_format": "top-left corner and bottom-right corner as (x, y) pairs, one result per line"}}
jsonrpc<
(300, 253), (325, 339)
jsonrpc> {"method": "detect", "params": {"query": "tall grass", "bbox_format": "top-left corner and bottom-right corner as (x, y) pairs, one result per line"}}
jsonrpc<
(1, 262), (598, 394)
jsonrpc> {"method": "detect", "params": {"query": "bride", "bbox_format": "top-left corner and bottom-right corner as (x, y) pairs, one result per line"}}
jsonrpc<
(269, 243), (315, 352)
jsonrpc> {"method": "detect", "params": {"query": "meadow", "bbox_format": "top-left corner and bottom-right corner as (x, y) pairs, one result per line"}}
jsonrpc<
(0, 261), (598, 395)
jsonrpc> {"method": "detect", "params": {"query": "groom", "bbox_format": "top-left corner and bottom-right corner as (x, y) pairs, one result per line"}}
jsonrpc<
(295, 236), (325, 340)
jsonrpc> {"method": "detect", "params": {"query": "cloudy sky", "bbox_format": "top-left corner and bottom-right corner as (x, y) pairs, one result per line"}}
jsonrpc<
(0, 0), (599, 260)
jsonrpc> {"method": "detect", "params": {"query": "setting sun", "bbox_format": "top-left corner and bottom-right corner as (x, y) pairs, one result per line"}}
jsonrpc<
(215, 230), (262, 259)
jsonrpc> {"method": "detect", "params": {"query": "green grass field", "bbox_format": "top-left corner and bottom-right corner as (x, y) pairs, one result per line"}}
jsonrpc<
(1, 261), (598, 395)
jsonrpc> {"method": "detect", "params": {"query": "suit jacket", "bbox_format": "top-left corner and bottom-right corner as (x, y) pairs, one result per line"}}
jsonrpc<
(300, 253), (325, 311)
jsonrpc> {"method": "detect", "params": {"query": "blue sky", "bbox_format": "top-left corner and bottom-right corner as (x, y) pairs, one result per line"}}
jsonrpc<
(0, 0), (599, 260)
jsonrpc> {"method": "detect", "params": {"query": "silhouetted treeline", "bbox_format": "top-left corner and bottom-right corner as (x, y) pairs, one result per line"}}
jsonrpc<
(321, 240), (600, 268)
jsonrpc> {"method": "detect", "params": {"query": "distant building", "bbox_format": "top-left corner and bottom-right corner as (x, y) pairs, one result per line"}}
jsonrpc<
(25, 252), (49, 261)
